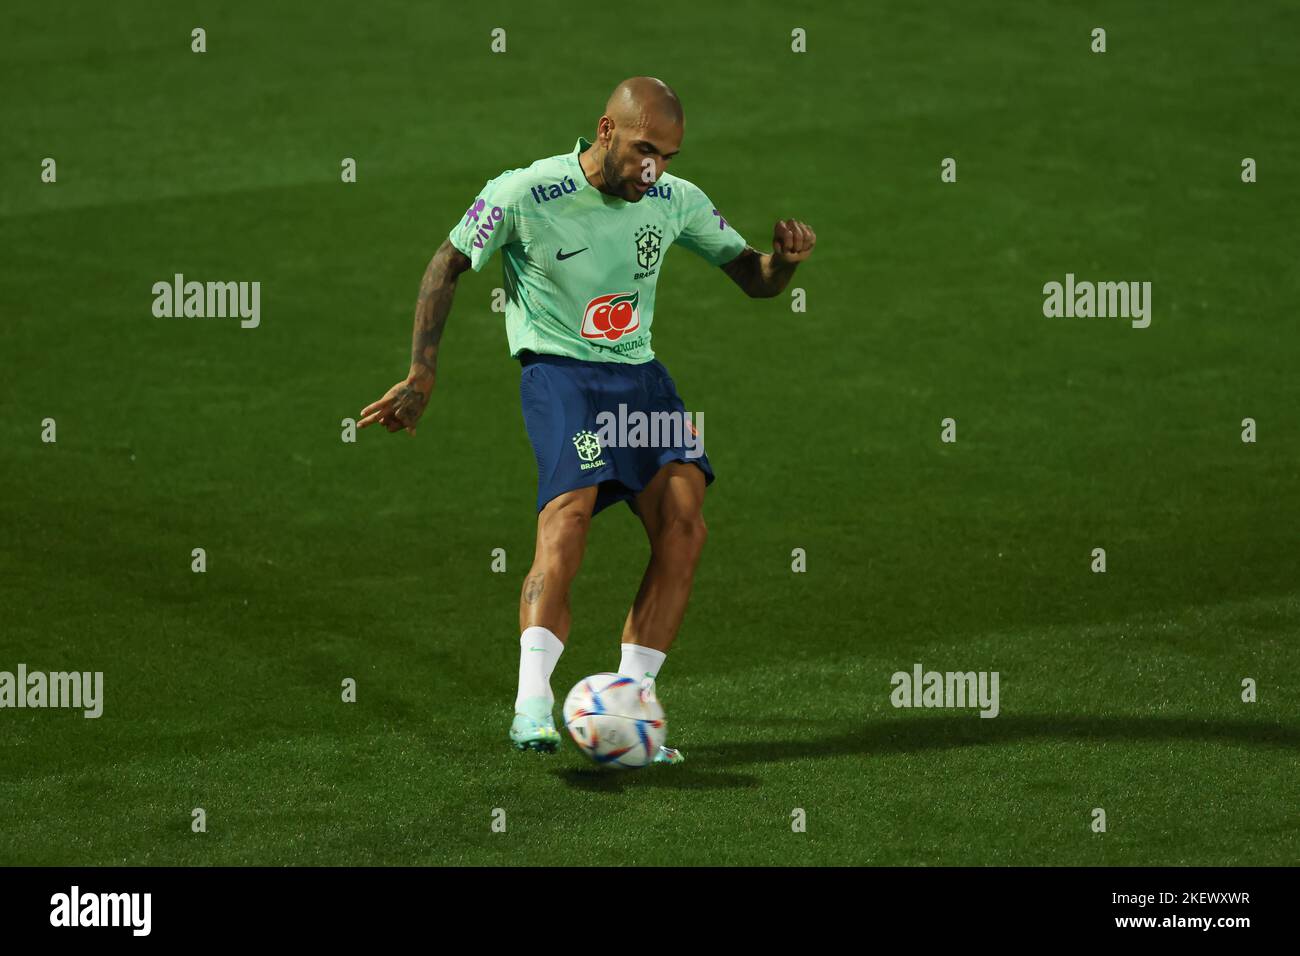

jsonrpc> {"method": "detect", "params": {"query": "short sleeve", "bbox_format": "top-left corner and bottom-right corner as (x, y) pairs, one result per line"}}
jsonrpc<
(672, 182), (748, 267)
(448, 171), (522, 272)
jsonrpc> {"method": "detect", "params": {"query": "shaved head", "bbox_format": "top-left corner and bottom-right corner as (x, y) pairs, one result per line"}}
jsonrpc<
(604, 76), (684, 130)
(578, 77), (684, 203)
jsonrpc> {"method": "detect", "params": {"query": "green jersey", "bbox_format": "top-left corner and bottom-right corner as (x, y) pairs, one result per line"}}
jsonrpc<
(448, 136), (748, 364)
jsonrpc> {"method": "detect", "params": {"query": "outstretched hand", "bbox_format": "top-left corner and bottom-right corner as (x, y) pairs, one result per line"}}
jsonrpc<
(358, 378), (430, 435)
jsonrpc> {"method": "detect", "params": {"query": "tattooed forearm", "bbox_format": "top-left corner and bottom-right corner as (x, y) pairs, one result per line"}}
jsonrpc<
(409, 264), (449, 381)
(408, 245), (468, 386)
(756, 252), (798, 297)
(721, 247), (796, 298)
(523, 572), (546, 605)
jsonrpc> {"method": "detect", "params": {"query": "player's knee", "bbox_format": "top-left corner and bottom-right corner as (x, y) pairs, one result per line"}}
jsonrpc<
(658, 511), (707, 561)
(538, 504), (591, 566)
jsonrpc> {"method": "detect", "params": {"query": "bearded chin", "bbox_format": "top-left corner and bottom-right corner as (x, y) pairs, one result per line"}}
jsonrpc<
(604, 158), (622, 192)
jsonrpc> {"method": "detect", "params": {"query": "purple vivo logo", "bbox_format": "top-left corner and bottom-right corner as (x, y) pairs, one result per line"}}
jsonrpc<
(463, 197), (505, 249)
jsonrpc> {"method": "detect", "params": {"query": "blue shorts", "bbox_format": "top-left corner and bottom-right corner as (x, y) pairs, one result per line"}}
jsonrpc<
(519, 351), (714, 515)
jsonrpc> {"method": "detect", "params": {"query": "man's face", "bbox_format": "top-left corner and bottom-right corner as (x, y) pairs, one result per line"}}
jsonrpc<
(603, 119), (682, 202)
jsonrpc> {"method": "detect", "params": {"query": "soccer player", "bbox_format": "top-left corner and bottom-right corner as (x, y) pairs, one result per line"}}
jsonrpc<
(359, 77), (815, 763)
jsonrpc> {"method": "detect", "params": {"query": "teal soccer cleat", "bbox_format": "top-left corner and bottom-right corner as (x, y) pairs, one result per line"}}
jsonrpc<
(653, 745), (685, 765)
(510, 696), (561, 753)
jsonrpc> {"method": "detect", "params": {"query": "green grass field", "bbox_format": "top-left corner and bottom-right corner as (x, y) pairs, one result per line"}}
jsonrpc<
(2, 1), (1297, 866)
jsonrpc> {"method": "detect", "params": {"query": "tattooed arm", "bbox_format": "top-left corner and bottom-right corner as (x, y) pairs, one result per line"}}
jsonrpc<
(359, 239), (473, 435)
(720, 219), (817, 298)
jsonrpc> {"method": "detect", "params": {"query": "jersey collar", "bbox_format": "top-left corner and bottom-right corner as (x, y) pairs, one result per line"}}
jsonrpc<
(572, 136), (591, 182)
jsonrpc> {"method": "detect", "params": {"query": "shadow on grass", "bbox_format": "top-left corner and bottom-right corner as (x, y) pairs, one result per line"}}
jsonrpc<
(555, 766), (764, 793)
(554, 714), (1299, 790)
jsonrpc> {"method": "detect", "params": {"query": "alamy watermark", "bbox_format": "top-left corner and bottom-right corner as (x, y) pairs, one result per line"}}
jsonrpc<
(50, 886), (150, 936)
(152, 273), (260, 328)
(1, 664), (103, 718)
(890, 663), (999, 718)
(1043, 273), (1151, 328)
(571, 403), (704, 470)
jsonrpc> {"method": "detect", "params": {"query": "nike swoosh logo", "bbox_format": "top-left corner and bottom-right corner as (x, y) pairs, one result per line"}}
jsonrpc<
(556, 248), (588, 260)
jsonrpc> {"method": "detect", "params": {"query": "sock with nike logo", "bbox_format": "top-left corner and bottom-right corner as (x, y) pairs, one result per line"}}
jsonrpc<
(617, 642), (667, 688)
(515, 626), (565, 712)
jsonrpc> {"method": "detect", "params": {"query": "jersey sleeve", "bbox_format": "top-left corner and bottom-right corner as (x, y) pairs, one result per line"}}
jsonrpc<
(672, 181), (748, 267)
(448, 170), (524, 272)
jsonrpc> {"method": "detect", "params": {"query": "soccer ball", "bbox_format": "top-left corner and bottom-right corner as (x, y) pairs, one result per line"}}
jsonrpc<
(562, 673), (666, 768)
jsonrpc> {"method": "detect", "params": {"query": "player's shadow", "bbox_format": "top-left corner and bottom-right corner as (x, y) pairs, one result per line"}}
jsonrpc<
(553, 715), (1297, 790)
(555, 765), (763, 792)
(688, 714), (1300, 769)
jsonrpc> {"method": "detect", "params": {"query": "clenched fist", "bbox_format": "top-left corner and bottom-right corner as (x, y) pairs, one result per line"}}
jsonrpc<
(772, 218), (816, 266)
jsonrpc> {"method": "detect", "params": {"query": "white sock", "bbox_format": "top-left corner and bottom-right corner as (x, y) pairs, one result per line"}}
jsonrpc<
(515, 626), (565, 711)
(618, 642), (667, 685)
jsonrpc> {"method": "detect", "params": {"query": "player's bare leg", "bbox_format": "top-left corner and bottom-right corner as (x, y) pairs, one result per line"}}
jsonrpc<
(519, 485), (598, 641)
(621, 461), (708, 652)
(510, 485), (598, 752)
(617, 461), (708, 764)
